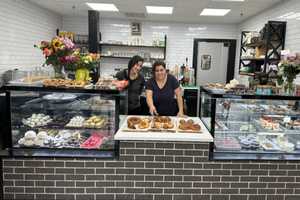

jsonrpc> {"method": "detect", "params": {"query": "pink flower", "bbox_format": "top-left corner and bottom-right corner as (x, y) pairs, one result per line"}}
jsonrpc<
(62, 37), (75, 49)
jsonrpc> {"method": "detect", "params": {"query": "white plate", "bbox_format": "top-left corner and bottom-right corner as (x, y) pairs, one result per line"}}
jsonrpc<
(43, 93), (77, 101)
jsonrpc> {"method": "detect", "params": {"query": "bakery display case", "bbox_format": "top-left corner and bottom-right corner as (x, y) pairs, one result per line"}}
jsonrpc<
(3, 85), (120, 158)
(200, 86), (300, 160)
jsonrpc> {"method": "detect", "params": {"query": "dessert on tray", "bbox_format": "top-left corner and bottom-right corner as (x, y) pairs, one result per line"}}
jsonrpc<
(177, 118), (201, 133)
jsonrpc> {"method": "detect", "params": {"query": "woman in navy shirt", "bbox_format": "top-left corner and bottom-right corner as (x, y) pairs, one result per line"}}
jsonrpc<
(145, 61), (184, 116)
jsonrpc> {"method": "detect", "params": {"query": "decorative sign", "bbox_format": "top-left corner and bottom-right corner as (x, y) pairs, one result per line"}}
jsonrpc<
(201, 55), (211, 70)
(131, 22), (141, 36)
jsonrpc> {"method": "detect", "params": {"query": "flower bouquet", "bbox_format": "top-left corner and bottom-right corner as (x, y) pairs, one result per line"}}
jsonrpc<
(277, 50), (300, 95)
(70, 52), (100, 82)
(35, 36), (77, 78)
(35, 37), (100, 81)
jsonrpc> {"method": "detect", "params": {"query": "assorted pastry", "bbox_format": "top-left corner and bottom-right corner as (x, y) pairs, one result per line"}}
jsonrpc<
(22, 113), (52, 128)
(95, 78), (129, 91)
(66, 116), (85, 127)
(126, 116), (151, 130)
(17, 129), (108, 149)
(214, 137), (242, 151)
(151, 116), (175, 131)
(268, 105), (287, 114)
(43, 79), (87, 88)
(83, 116), (107, 128)
(205, 83), (225, 90)
(178, 119), (201, 132)
(124, 116), (203, 132)
(238, 135), (259, 150)
(259, 116), (280, 131)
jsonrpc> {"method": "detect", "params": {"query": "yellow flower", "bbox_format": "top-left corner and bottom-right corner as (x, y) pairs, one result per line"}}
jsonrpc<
(52, 38), (63, 52)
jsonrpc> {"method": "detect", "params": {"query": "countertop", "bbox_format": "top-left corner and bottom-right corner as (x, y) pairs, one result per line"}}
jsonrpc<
(115, 115), (213, 142)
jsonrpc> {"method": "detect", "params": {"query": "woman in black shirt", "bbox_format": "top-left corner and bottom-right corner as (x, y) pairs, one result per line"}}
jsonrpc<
(145, 61), (184, 116)
(116, 55), (145, 115)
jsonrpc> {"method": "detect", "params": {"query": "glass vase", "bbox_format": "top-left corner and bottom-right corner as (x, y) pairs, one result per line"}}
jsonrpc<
(53, 65), (64, 79)
(284, 81), (295, 96)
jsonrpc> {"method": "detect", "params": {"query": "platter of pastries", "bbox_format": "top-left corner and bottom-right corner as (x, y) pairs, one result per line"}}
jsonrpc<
(43, 79), (88, 88)
(123, 116), (151, 132)
(150, 116), (176, 132)
(177, 118), (202, 133)
(122, 116), (202, 133)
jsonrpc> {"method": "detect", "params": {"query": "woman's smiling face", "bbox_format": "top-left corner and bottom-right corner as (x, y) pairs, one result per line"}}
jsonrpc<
(154, 65), (167, 80)
(131, 61), (143, 74)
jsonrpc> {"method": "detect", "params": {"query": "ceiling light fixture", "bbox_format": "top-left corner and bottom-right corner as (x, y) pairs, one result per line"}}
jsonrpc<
(146, 6), (173, 14)
(86, 3), (119, 12)
(212, 0), (244, 2)
(200, 8), (231, 16)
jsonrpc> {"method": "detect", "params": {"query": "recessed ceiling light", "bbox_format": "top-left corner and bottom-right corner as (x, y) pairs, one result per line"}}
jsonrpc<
(86, 3), (119, 12)
(212, 0), (244, 2)
(146, 6), (173, 14)
(200, 8), (231, 16)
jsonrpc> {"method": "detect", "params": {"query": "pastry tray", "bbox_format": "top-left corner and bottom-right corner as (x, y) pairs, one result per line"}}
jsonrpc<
(121, 116), (151, 132)
(149, 117), (177, 132)
(177, 118), (202, 133)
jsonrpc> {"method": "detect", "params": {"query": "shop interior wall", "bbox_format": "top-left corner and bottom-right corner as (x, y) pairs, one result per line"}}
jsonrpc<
(0, 0), (62, 76)
(235, 0), (300, 83)
(62, 17), (238, 77)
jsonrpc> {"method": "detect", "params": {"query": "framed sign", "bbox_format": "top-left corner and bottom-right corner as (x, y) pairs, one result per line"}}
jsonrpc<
(201, 55), (211, 70)
(131, 22), (141, 36)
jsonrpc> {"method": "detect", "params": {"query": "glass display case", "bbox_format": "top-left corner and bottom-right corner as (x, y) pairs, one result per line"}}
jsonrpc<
(200, 86), (300, 160)
(3, 85), (120, 158)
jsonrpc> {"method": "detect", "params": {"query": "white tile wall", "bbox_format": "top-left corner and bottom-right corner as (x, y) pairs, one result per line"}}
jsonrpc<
(63, 17), (238, 76)
(0, 0), (62, 75)
(236, 0), (300, 80)
(2, 0), (300, 80)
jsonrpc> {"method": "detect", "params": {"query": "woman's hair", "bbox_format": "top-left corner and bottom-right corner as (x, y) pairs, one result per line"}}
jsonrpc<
(152, 60), (166, 73)
(128, 55), (144, 73)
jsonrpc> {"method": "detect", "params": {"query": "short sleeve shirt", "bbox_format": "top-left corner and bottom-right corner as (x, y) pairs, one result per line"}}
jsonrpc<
(146, 74), (180, 116)
(116, 69), (145, 111)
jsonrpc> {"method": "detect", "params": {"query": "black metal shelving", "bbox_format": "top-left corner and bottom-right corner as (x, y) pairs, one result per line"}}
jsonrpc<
(239, 21), (286, 75)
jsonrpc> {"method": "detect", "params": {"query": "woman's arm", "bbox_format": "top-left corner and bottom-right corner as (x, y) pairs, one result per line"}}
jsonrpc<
(175, 87), (185, 117)
(146, 89), (157, 115)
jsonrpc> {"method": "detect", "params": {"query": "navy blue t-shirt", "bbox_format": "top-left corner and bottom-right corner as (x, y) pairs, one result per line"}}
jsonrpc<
(146, 74), (180, 116)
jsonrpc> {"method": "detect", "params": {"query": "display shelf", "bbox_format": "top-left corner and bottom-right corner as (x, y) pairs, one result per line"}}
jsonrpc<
(239, 21), (286, 76)
(3, 85), (120, 158)
(101, 55), (164, 60)
(99, 43), (165, 48)
(239, 72), (255, 76)
(200, 87), (300, 161)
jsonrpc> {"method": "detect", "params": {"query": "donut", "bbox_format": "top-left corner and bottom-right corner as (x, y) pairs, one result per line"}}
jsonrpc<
(127, 120), (136, 129)
(163, 122), (174, 129)
(138, 119), (149, 129)
(191, 124), (201, 131)
(153, 122), (161, 129)
(128, 117), (141, 125)
(179, 119), (185, 125)
(187, 119), (194, 124)
(179, 123), (190, 130)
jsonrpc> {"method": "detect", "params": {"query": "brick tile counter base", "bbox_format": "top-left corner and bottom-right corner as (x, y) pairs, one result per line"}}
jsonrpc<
(2, 141), (300, 200)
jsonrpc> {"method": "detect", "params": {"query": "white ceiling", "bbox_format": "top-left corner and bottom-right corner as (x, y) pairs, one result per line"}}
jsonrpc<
(29, 0), (284, 24)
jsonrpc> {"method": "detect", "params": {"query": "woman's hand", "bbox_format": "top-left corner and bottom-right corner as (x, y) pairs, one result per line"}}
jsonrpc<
(177, 111), (186, 118)
(149, 105), (158, 116)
